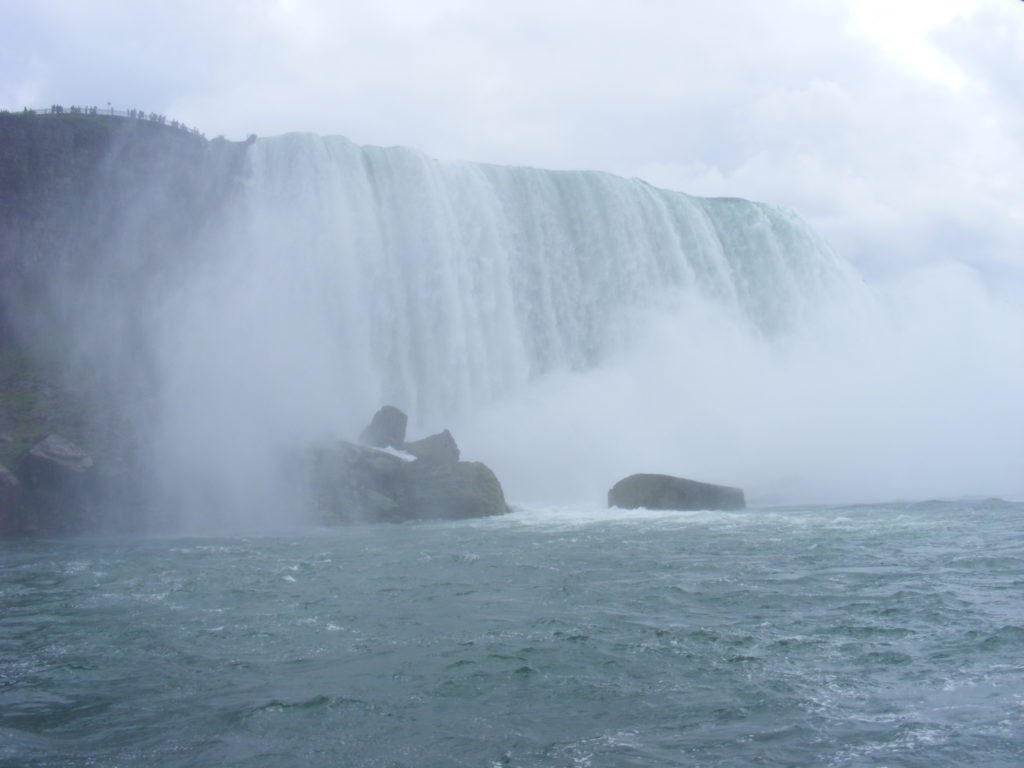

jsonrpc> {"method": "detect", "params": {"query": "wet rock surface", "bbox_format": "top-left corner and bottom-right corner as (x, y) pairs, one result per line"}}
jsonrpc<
(403, 429), (460, 464)
(608, 473), (745, 511)
(358, 405), (408, 449)
(313, 407), (507, 523)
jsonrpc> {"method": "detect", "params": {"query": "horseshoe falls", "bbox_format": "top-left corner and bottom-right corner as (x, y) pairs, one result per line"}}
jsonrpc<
(140, 134), (1020, 520)
(2, 126), (1023, 768)
(235, 134), (852, 418)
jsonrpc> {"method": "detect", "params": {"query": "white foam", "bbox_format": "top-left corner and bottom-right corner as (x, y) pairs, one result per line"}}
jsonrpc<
(375, 445), (416, 462)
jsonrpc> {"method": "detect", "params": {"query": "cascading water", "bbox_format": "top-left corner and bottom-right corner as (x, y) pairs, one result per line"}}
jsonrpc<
(142, 133), (886, 525)
(32, 130), (1017, 528)
(242, 133), (861, 402)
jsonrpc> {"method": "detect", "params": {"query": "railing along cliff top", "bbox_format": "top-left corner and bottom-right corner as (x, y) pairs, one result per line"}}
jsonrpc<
(19, 105), (205, 138)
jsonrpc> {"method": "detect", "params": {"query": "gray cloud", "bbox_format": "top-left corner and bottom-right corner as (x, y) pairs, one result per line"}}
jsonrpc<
(2, 0), (1021, 279)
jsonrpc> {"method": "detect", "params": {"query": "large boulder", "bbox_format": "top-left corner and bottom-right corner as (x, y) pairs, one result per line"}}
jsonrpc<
(19, 434), (93, 489)
(608, 473), (745, 511)
(358, 405), (408, 449)
(16, 434), (97, 534)
(309, 441), (407, 523)
(0, 463), (21, 536)
(309, 440), (507, 523)
(403, 429), (459, 464)
(395, 460), (507, 520)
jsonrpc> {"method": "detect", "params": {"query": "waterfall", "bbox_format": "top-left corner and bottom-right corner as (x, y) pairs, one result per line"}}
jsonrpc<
(40, 131), (1017, 525)
(193, 135), (861, 418)
(136, 133), (882, 522)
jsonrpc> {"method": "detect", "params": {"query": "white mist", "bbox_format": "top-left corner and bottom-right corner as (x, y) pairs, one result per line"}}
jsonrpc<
(79, 134), (1022, 527)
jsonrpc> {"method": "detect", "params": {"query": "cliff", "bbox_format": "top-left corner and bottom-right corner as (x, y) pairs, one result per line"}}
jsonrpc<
(0, 111), (249, 480)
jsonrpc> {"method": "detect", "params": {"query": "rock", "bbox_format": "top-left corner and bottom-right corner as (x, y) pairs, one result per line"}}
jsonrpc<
(358, 405), (408, 449)
(23, 433), (93, 473)
(361, 488), (400, 519)
(309, 441), (406, 523)
(0, 463), (21, 536)
(608, 473), (745, 511)
(403, 429), (460, 464)
(20, 434), (94, 488)
(395, 460), (508, 520)
(309, 439), (508, 523)
(16, 434), (97, 534)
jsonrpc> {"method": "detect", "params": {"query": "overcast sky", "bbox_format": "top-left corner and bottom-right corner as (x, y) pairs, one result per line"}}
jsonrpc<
(2, 0), (1021, 282)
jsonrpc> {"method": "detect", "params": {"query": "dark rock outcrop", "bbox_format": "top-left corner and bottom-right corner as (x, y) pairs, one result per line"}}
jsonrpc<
(21, 434), (94, 477)
(1, 112), (248, 345)
(310, 437), (507, 524)
(608, 473), (745, 511)
(0, 463), (21, 535)
(395, 460), (506, 520)
(15, 434), (97, 534)
(403, 429), (459, 464)
(0, 112), (252, 536)
(358, 405), (408, 449)
(310, 441), (406, 523)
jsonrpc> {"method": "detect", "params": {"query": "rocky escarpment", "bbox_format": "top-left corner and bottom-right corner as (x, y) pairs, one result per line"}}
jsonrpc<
(1, 405), (511, 535)
(310, 406), (508, 523)
(0, 111), (248, 342)
(0, 462), (20, 536)
(0, 111), (252, 532)
(608, 473), (745, 511)
(0, 433), (101, 535)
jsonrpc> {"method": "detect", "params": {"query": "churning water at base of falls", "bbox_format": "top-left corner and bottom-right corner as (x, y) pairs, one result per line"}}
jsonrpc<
(2, 500), (1022, 767)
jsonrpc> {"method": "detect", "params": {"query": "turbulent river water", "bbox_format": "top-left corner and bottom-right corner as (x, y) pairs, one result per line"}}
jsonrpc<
(2, 499), (1022, 767)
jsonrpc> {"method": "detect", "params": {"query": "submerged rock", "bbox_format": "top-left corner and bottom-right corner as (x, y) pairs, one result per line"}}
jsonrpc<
(608, 473), (745, 511)
(403, 429), (460, 464)
(358, 405), (408, 449)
